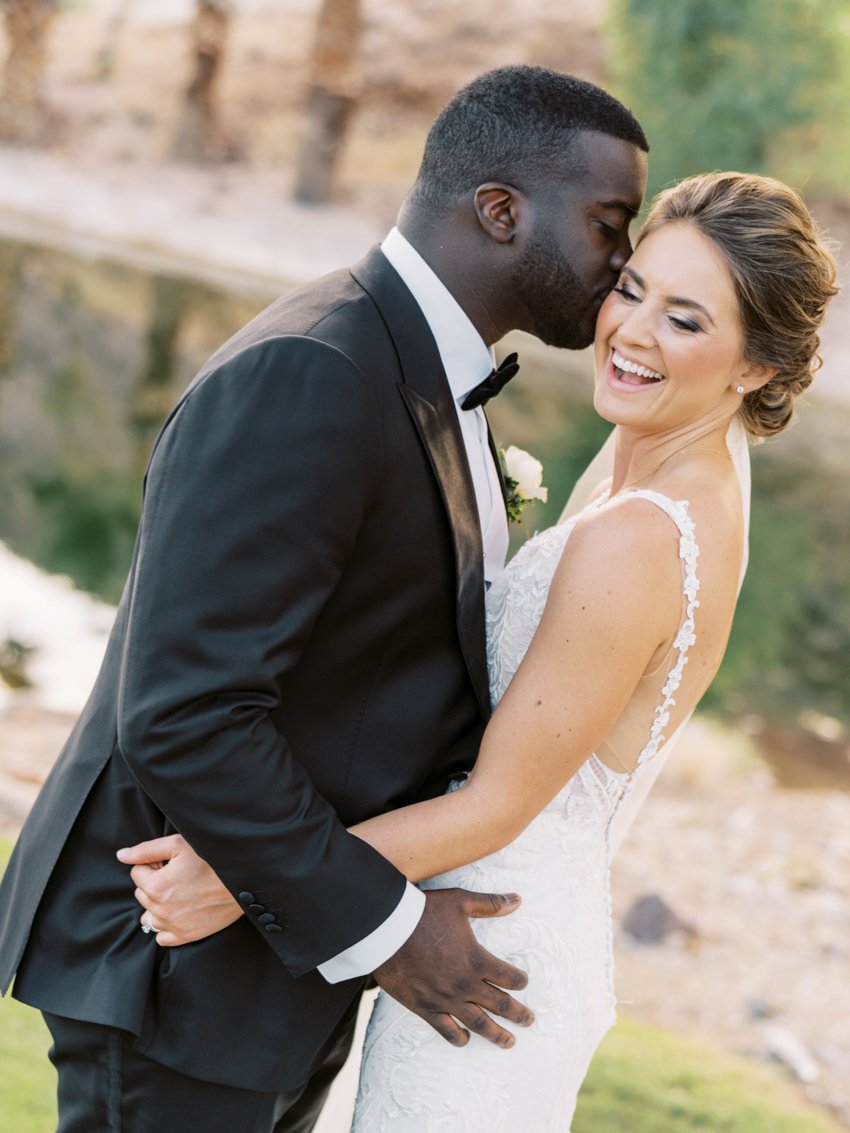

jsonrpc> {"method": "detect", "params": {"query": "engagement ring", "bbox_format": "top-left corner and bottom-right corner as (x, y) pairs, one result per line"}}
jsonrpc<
(141, 911), (160, 935)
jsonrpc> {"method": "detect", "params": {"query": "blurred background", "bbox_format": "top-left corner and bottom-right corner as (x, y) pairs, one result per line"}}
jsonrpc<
(0, 2), (848, 1131)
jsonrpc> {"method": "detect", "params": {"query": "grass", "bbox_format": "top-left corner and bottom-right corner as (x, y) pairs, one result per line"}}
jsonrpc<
(0, 837), (56, 1133)
(575, 1016), (842, 1133)
(0, 997), (56, 1133)
(0, 840), (842, 1133)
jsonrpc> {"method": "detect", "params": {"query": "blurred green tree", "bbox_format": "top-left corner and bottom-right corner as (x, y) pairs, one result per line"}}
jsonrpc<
(704, 419), (850, 729)
(607, 0), (846, 197)
(0, 239), (23, 373)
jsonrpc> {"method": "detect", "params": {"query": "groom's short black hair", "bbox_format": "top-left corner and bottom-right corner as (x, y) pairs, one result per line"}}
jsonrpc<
(408, 65), (649, 215)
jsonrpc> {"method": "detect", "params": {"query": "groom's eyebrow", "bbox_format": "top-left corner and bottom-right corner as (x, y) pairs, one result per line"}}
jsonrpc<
(622, 266), (716, 326)
(600, 198), (639, 218)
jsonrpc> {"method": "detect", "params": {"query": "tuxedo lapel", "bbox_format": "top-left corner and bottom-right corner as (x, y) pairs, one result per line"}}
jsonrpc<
(352, 249), (490, 719)
(487, 423), (510, 519)
(397, 384), (490, 719)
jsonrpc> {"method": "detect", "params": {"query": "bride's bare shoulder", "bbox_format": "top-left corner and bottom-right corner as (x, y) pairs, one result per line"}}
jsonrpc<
(560, 481), (743, 619)
(571, 490), (684, 550)
(551, 494), (683, 604)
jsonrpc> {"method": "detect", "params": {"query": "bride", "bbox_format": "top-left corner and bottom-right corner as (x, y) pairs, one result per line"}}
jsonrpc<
(345, 170), (837, 1130)
(124, 171), (837, 1131)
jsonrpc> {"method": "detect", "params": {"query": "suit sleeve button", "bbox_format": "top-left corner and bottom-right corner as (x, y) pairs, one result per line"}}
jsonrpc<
(258, 913), (276, 925)
(238, 891), (255, 905)
(248, 904), (266, 914)
(265, 924), (283, 933)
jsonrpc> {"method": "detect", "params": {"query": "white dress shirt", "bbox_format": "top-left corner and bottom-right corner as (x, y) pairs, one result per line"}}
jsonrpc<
(318, 229), (510, 983)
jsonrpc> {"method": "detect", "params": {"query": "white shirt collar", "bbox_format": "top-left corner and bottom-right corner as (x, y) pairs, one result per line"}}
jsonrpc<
(380, 227), (494, 403)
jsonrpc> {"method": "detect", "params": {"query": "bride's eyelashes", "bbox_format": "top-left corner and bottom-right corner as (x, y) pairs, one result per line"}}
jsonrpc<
(612, 284), (705, 335)
(612, 283), (639, 302)
(669, 314), (703, 333)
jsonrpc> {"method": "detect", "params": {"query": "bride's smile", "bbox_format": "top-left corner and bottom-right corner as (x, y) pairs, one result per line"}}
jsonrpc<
(609, 349), (665, 386)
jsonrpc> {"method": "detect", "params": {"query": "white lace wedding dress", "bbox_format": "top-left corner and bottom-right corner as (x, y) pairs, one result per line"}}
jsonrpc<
(350, 488), (702, 1133)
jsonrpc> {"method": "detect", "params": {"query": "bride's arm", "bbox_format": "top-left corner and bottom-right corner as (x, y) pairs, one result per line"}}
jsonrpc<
(349, 499), (681, 882)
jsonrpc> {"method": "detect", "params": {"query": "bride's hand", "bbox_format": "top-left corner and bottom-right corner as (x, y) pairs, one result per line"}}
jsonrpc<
(117, 834), (242, 946)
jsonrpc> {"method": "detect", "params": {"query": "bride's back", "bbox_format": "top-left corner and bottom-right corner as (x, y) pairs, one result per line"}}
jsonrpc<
(591, 462), (744, 777)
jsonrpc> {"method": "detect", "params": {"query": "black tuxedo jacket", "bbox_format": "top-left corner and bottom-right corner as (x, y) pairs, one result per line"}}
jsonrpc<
(0, 248), (493, 1090)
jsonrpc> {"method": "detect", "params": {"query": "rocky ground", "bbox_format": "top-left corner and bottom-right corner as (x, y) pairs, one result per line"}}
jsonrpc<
(612, 745), (850, 1127)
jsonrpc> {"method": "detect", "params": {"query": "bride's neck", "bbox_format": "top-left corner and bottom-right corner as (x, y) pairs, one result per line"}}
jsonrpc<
(611, 419), (733, 494)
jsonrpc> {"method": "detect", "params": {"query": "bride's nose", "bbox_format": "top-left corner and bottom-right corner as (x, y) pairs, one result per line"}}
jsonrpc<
(617, 302), (656, 350)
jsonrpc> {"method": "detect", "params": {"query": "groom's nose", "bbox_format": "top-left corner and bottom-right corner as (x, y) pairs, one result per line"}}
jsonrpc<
(610, 232), (633, 273)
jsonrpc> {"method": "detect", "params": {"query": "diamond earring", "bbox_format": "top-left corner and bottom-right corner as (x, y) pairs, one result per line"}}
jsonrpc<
(736, 385), (745, 394)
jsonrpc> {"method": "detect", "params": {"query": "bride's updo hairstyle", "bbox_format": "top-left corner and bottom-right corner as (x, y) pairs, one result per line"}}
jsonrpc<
(639, 172), (839, 437)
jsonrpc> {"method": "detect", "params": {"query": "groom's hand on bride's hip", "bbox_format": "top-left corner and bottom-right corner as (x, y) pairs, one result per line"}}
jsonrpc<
(373, 887), (533, 1049)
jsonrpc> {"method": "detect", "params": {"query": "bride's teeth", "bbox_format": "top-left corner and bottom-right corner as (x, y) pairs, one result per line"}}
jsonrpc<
(612, 351), (663, 382)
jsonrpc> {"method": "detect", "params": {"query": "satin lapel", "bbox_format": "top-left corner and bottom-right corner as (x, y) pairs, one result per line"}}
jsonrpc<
(351, 249), (490, 720)
(397, 384), (490, 719)
(487, 422), (510, 520)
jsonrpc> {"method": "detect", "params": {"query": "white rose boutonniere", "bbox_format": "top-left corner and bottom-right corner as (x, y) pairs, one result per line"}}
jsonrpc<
(500, 445), (548, 524)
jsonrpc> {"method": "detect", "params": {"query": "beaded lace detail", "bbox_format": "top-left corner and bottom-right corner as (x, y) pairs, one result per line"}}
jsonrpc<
(350, 489), (700, 1133)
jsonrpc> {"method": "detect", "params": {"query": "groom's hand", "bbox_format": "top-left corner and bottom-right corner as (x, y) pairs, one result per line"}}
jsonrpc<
(373, 887), (533, 1049)
(117, 834), (242, 946)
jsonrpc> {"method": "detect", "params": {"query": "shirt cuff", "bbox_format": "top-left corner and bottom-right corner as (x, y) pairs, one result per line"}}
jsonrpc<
(317, 882), (426, 984)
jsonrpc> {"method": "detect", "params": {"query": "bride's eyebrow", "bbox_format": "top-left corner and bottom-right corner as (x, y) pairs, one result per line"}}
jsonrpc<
(622, 266), (716, 327)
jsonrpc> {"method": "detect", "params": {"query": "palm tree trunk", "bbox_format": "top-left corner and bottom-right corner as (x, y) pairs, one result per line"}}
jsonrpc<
(293, 0), (362, 205)
(171, 0), (232, 163)
(0, 0), (59, 143)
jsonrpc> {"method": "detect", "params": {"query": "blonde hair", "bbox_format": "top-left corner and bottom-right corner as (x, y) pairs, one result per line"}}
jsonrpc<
(640, 172), (839, 437)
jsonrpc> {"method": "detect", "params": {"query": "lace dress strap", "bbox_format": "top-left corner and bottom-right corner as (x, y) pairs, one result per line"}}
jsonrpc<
(614, 488), (700, 789)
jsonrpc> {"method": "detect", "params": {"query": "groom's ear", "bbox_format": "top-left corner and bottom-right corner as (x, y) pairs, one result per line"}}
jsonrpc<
(473, 183), (524, 244)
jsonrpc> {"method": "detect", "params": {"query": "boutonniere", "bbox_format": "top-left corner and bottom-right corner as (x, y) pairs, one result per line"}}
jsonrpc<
(499, 445), (548, 524)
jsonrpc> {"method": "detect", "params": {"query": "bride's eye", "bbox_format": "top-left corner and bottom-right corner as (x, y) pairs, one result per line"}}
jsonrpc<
(612, 284), (640, 303)
(669, 314), (702, 333)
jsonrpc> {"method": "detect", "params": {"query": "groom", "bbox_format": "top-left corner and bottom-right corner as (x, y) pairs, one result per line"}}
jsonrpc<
(0, 66), (647, 1131)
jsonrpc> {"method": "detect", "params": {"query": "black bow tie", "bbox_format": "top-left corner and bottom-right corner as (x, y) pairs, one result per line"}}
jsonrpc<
(461, 353), (520, 410)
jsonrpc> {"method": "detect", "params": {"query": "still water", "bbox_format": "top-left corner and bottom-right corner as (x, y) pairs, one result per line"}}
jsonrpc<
(0, 234), (273, 601)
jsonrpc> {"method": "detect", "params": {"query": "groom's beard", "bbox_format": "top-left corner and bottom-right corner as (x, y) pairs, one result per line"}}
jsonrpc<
(512, 229), (604, 351)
